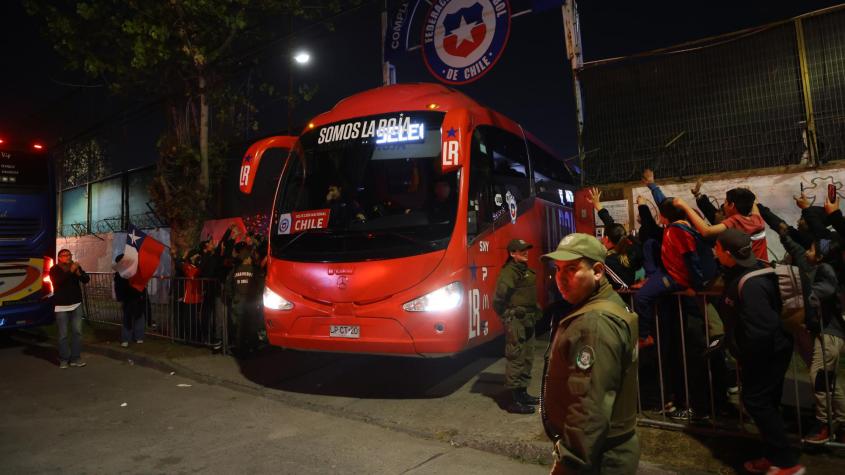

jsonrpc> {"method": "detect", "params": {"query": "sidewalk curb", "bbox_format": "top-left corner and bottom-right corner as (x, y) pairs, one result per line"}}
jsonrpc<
(14, 332), (678, 473)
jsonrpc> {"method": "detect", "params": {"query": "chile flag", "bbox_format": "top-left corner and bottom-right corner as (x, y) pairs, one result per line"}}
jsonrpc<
(114, 224), (166, 291)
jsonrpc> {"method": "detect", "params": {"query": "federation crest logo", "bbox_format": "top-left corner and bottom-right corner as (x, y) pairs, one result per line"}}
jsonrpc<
(505, 190), (517, 224)
(277, 213), (292, 235)
(422, 0), (511, 85)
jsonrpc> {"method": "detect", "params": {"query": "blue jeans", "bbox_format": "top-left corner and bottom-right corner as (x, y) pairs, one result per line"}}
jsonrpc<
(56, 307), (83, 363)
(121, 297), (146, 343)
(634, 269), (684, 338)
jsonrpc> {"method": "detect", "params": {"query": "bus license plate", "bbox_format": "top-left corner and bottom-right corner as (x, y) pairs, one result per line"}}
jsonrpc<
(329, 325), (360, 339)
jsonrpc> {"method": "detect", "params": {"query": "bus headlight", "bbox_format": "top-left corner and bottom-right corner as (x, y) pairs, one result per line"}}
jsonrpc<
(403, 282), (463, 312)
(263, 287), (293, 311)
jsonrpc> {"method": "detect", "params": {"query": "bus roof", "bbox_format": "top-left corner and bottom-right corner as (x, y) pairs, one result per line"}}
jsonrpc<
(306, 83), (562, 161)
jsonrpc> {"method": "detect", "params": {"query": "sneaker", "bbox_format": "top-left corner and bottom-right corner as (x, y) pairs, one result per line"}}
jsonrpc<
(727, 385), (739, 395)
(804, 421), (831, 445)
(506, 401), (535, 414)
(766, 465), (805, 475)
(743, 457), (771, 474)
(120, 342), (129, 348)
(667, 408), (709, 422)
(638, 335), (655, 349)
(69, 361), (87, 368)
(135, 340), (144, 344)
(59, 361), (69, 369)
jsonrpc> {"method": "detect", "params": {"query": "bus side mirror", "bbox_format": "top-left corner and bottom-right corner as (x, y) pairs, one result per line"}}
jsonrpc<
(239, 136), (298, 195)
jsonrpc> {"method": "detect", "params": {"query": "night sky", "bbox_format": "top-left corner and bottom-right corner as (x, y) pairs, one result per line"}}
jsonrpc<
(2, 0), (842, 170)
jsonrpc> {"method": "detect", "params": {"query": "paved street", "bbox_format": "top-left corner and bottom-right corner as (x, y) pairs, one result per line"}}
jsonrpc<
(0, 338), (546, 474)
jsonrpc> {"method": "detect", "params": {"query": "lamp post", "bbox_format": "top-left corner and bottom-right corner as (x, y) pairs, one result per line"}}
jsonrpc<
(288, 50), (311, 134)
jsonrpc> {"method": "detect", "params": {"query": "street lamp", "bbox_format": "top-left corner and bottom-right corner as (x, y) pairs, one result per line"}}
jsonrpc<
(293, 51), (311, 65)
(289, 50), (312, 133)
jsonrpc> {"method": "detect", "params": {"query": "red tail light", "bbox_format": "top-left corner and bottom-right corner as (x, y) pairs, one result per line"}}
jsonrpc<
(42, 256), (54, 296)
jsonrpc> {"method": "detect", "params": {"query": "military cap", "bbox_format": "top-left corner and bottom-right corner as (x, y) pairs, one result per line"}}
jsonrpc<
(542, 233), (607, 263)
(506, 239), (533, 252)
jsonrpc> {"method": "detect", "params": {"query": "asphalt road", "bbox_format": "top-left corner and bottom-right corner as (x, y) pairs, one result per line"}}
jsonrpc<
(0, 338), (547, 474)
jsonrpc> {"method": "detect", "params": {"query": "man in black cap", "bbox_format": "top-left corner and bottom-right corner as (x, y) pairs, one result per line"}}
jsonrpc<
(493, 238), (541, 414)
(716, 228), (804, 475)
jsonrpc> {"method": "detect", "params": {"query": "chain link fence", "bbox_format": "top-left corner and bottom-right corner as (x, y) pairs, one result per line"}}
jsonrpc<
(580, 7), (845, 185)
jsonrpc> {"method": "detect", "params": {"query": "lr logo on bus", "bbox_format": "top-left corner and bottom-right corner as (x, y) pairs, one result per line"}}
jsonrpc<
(442, 140), (459, 166)
(468, 288), (480, 339)
(239, 165), (250, 187)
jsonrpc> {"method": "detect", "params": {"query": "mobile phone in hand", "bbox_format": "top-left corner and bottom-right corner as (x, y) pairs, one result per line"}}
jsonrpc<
(829, 183), (837, 202)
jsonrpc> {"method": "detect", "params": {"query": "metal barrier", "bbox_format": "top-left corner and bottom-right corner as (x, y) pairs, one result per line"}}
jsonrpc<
(621, 287), (845, 450)
(81, 272), (230, 353)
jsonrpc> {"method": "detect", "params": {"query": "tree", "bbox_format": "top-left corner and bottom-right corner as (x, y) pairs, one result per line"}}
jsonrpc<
(25, 0), (341, 253)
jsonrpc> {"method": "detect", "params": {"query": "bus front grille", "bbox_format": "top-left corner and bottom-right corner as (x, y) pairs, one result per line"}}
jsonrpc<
(0, 217), (42, 240)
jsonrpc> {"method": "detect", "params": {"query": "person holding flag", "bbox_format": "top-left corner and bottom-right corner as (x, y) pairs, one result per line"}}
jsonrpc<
(113, 224), (166, 342)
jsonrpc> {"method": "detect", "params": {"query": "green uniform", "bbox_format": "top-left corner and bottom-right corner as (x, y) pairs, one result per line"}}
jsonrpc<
(493, 259), (540, 389)
(542, 279), (640, 474)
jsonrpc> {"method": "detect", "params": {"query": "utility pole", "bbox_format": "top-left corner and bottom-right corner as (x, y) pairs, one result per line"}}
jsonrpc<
(562, 0), (585, 185)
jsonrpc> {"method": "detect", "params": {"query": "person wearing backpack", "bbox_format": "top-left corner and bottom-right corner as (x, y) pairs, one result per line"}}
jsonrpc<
(634, 198), (716, 346)
(766, 211), (845, 445)
(716, 229), (804, 475)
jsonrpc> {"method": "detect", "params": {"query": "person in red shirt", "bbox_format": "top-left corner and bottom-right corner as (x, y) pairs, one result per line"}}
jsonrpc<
(634, 199), (703, 345)
(675, 188), (768, 261)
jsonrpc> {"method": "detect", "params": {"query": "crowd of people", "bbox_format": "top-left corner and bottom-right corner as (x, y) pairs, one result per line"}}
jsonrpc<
(575, 168), (845, 474)
(170, 224), (268, 355)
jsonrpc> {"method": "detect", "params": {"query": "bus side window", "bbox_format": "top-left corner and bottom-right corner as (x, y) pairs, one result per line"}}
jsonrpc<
(468, 129), (494, 240)
(479, 126), (531, 220)
(529, 141), (575, 205)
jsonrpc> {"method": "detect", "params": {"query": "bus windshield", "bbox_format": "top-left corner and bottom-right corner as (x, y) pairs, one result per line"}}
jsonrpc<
(0, 150), (49, 194)
(270, 111), (457, 262)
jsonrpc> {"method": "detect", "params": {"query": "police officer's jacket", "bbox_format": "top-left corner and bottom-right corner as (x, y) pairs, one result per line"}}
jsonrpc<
(493, 260), (537, 317)
(227, 263), (262, 305)
(542, 278), (638, 470)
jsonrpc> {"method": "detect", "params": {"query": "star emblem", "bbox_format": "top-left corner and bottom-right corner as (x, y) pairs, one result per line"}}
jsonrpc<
(447, 127), (457, 138)
(469, 263), (478, 281)
(128, 230), (140, 246)
(450, 16), (477, 49)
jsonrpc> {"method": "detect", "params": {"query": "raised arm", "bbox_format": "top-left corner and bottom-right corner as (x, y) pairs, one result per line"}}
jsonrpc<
(674, 197), (726, 237)
(588, 187), (615, 227)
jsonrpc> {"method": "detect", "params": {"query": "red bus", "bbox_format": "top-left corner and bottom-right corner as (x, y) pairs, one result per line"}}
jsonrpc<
(240, 83), (577, 356)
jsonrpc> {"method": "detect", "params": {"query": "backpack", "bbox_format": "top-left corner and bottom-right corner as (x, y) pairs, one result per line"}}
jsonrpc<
(669, 222), (719, 289)
(737, 264), (804, 333)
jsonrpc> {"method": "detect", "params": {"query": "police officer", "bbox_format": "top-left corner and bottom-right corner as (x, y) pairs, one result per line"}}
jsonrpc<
(226, 248), (264, 355)
(494, 238), (541, 414)
(540, 233), (639, 474)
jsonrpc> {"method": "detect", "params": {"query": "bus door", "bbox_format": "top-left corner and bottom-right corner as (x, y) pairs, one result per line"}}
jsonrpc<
(464, 124), (501, 344)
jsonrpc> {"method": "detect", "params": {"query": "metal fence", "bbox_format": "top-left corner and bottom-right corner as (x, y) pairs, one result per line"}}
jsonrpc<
(621, 288), (845, 450)
(81, 272), (235, 353)
(579, 6), (845, 185)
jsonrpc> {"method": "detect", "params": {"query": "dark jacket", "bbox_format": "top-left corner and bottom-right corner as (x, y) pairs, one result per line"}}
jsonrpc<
(114, 272), (145, 304)
(597, 208), (643, 287)
(695, 193), (719, 224)
(780, 234), (844, 338)
(719, 262), (792, 359)
(50, 264), (90, 306)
